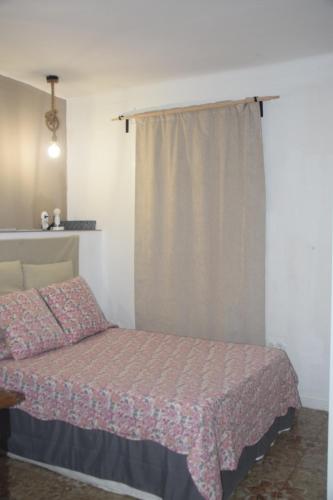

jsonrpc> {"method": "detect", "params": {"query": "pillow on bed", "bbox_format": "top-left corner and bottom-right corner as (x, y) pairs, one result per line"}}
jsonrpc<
(0, 342), (11, 360)
(0, 289), (68, 360)
(0, 328), (12, 360)
(0, 260), (23, 295)
(39, 276), (110, 343)
(23, 261), (74, 290)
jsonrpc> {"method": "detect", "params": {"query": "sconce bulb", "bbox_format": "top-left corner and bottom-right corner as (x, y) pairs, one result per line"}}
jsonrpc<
(48, 141), (61, 159)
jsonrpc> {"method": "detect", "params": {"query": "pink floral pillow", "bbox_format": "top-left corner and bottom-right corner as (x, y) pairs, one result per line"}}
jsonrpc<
(0, 328), (12, 360)
(0, 340), (12, 360)
(39, 277), (110, 343)
(0, 289), (68, 360)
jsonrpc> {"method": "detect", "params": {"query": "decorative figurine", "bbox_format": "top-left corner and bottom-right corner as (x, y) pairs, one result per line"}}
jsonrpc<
(51, 208), (64, 231)
(41, 211), (49, 230)
(53, 208), (61, 228)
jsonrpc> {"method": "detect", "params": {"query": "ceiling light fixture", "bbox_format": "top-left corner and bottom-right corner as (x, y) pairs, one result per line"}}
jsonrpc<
(45, 75), (61, 159)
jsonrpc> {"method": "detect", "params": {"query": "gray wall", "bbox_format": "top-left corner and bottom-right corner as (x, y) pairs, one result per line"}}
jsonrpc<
(0, 74), (67, 229)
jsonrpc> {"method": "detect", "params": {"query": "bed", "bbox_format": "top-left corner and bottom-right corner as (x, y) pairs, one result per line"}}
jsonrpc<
(0, 237), (301, 500)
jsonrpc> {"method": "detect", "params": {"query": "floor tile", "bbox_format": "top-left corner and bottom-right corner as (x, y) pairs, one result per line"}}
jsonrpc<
(286, 467), (326, 500)
(231, 407), (327, 499)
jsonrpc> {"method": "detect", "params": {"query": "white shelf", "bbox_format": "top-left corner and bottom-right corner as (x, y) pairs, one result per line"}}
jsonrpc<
(0, 229), (101, 233)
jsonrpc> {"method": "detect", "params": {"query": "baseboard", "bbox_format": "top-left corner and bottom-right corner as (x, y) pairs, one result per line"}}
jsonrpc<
(300, 395), (328, 411)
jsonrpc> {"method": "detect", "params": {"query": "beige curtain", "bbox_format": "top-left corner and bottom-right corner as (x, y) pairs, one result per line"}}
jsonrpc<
(0, 74), (67, 229)
(135, 102), (265, 345)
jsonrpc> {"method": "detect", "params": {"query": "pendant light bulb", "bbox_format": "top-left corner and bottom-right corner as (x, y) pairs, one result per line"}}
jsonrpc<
(48, 141), (61, 159)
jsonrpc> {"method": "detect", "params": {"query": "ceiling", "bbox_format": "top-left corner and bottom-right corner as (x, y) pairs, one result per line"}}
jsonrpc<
(0, 0), (333, 97)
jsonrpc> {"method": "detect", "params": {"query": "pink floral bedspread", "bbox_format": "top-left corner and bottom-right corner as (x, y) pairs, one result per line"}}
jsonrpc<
(0, 328), (300, 499)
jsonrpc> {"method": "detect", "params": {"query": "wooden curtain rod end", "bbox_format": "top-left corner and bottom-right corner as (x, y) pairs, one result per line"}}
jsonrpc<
(111, 115), (126, 121)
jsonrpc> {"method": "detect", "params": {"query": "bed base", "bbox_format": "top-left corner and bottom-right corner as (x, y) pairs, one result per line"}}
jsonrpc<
(0, 407), (295, 500)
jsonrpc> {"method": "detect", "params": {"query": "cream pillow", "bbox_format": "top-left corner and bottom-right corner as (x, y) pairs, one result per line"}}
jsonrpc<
(23, 261), (74, 290)
(0, 260), (23, 295)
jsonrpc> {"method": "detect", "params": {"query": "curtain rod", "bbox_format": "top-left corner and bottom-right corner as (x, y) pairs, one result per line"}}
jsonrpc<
(112, 95), (279, 122)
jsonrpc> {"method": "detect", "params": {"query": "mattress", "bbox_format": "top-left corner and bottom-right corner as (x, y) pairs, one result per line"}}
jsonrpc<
(0, 328), (301, 499)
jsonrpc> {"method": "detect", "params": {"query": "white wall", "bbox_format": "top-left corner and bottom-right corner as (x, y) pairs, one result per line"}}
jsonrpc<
(328, 221), (333, 498)
(67, 53), (333, 410)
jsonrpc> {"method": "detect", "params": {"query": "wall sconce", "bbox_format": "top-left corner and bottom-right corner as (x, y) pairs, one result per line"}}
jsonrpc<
(45, 75), (61, 159)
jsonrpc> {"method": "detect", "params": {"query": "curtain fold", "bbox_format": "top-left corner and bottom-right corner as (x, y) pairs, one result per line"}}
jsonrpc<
(135, 102), (265, 345)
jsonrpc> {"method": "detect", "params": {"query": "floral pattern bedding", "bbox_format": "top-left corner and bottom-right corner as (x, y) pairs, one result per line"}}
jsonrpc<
(0, 289), (68, 360)
(0, 328), (301, 500)
(39, 277), (111, 343)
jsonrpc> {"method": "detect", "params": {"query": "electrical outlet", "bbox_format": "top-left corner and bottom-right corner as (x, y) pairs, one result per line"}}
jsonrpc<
(266, 340), (287, 351)
(275, 342), (286, 351)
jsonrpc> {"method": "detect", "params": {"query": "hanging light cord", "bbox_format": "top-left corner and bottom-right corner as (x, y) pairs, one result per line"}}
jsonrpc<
(45, 75), (60, 141)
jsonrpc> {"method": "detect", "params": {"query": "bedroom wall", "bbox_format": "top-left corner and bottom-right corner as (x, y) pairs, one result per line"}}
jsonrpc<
(328, 224), (333, 496)
(67, 52), (333, 411)
(0, 74), (67, 229)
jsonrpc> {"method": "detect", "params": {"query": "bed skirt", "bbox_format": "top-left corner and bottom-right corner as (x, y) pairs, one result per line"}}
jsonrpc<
(0, 407), (295, 500)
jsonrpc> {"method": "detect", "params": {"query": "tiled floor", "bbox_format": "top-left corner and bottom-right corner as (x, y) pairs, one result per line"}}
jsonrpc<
(231, 408), (327, 499)
(0, 408), (327, 499)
